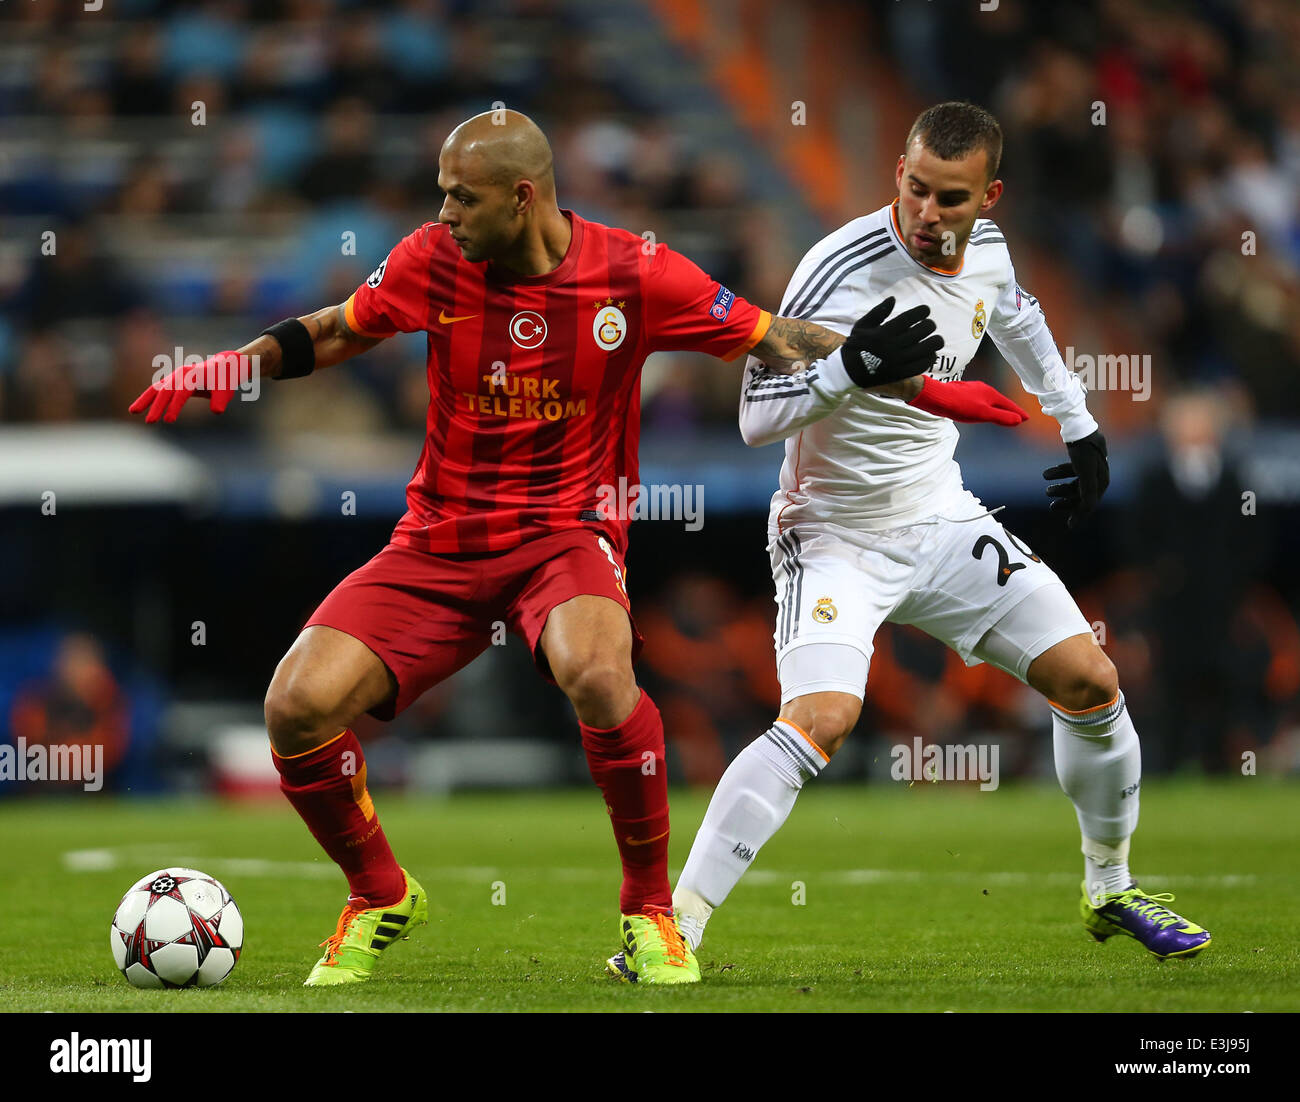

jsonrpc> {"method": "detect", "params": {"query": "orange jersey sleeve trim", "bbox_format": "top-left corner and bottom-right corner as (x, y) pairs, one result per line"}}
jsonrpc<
(344, 294), (398, 339)
(719, 308), (772, 362)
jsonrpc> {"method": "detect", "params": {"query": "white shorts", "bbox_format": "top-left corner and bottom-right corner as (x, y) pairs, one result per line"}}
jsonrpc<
(769, 492), (1093, 704)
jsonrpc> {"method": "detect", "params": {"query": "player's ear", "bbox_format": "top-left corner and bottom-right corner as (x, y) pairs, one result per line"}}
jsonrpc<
(895, 155), (906, 189)
(514, 179), (537, 216)
(979, 178), (1003, 215)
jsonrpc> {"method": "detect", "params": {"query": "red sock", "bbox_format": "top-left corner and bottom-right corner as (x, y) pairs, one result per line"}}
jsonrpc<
(271, 728), (406, 908)
(580, 690), (672, 915)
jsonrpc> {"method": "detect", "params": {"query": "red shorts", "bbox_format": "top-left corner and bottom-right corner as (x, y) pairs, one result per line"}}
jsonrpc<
(305, 527), (643, 720)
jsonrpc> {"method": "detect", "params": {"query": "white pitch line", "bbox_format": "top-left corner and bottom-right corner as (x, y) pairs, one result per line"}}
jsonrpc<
(194, 858), (340, 879)
(62, 848), (338, 879)
(61, 849), (1258, 889)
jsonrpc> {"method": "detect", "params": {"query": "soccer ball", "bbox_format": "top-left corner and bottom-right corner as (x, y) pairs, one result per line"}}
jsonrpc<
(110, 868), (243, 988)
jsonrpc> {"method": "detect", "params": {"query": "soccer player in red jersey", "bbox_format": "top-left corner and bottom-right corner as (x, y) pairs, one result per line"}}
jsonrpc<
(131, 110), (1024, 986)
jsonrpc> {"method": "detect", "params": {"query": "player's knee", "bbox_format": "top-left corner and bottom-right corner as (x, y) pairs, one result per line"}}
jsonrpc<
(264, 671), (335, 751)
(557, 658), (635, 719)
(1054, 649), (1120, 713)
(782, 694), (861, 758)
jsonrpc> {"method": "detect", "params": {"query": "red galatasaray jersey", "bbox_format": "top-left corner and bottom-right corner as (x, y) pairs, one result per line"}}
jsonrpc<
(345, 211), (771, 554)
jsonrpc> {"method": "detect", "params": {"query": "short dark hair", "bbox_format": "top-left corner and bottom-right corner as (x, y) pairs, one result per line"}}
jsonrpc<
(906, 102), (1003, 180)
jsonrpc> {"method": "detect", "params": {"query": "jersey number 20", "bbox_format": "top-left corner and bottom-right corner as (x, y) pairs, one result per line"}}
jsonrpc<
(972, 533), (1040, 587)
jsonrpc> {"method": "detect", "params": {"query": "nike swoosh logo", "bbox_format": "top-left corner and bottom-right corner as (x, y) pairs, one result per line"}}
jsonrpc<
(438, 310), (478, 324)
(624, 830), (669, 847)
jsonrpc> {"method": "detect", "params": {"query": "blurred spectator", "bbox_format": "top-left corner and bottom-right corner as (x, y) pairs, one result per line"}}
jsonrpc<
(114, 153), (175, 219)
(109, 26), (171, 118)
(381, 0), (453, 110)
(1128, 390), (1260, 771)
(206, 125), (264, 214)
(8, 218), (142, 329)
(327, 13), (399, 111)
(637, 574), (780, 786)
(295, 97), (378, 204)
(8, 632), (131, 782)
(163, 1), (247, 84)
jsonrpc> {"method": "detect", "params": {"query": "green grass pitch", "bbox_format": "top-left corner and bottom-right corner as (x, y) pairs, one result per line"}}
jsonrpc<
(2, 778), (1296, 1012)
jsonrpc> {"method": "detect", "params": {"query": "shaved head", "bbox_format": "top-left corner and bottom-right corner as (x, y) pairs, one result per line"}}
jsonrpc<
(441, 109), (555, 195)
(437, 110), (564, 265)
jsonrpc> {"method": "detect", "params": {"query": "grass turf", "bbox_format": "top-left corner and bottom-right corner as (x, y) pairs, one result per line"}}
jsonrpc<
(1, 777), (1295, 1012)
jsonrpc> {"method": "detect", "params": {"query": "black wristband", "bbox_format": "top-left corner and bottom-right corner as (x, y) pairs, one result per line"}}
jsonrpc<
(263, 317), (315, 379)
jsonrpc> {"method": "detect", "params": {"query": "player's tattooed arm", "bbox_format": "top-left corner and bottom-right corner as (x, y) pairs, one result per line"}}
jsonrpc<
(235, 302), (387, 378)
(752, 316), (921, 400)
(751, 316), (842, 373)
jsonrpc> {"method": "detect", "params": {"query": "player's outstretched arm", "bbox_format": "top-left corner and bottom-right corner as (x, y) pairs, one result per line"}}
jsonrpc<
(262, 301), (388, 375)
(129, 302), (387, 424)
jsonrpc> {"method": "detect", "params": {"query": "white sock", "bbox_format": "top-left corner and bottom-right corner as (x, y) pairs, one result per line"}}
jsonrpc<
(673, 720), (825, 950)
(1083, 836), (1133, 902)
(1051, 691), (1140, 905)
(673, 890), (711, 952)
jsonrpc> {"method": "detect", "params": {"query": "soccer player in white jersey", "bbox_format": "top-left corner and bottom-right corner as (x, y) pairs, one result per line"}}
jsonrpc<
(666, 101), (1211, 968)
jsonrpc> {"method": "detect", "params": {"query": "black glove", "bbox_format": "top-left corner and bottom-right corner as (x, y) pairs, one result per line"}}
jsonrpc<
(1044, 431), (1109, 529)
(840, 295), (944, 387)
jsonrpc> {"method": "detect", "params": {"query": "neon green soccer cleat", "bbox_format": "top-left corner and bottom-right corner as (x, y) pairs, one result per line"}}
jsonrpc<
(304, 868), (429, 986)
(605, 912), (700, 985)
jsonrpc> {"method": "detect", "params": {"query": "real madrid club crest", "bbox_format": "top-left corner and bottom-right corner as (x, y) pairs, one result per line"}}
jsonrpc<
(812, 596), (838, 623)
(971, 298), (986, 339)
(592, 298), (627, 352)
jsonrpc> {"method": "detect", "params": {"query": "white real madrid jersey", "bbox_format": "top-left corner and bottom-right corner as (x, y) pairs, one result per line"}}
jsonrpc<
(742, 200), (1097, 534)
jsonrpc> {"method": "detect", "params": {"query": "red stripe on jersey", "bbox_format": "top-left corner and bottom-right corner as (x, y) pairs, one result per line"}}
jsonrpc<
(523, 263), (581, 522)
(441, 243), (494, 540)
(528, 225), (593, 527)
(551, 229), (608, 526)
(415, 229), (469, 536)
(599, 232), (646, 538)
(455, 267), (517, 550)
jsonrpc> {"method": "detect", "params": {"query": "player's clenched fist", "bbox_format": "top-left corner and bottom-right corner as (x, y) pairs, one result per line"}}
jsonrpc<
(129, 350), (254, 423)
(840, 295), (945, 387)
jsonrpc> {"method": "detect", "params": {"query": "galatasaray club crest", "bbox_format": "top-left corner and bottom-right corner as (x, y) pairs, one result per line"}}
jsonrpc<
(592, 299), (627, 352)
(971, 298), (987, 339)
(812, 596), (838, 623)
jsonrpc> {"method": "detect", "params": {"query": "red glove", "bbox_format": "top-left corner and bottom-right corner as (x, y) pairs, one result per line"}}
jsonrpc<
(907, 375), (1028, 426)
(129, 350), (253, 424)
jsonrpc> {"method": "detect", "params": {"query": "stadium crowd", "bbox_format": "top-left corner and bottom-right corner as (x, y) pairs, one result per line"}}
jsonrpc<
(0, 0), (785, 433)
(885, 0), (1300, 413)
